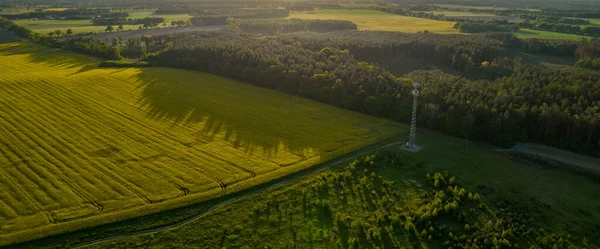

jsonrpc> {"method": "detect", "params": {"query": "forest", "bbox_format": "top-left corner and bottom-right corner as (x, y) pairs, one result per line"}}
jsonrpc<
(239, 19), (357, 35)
(517, 14), (590, 25)
(130, 31), (599, 157)
(189, 9), (289, 26)
(454, 21), (520, 33)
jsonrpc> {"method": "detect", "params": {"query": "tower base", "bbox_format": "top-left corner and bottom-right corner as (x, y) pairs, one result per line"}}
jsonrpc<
(401, 144), (422, 153)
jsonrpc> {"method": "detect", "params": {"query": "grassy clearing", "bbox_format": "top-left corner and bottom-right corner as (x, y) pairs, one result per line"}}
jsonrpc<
(0, 42), (402, 246)
(289, 9), (459, 34)
(13, 11), (192, 35)
(514, 28), (594, 40)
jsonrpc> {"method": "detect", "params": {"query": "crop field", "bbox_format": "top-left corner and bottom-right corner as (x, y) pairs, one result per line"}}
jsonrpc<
(13, 11), (192, 35)
(289, 9), (459, 34)
(44, 8), (69, 12)
(0, 42), (402, 246)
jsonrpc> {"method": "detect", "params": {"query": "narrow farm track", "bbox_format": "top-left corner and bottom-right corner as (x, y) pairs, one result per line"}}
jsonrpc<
(70, 140), (407, 249)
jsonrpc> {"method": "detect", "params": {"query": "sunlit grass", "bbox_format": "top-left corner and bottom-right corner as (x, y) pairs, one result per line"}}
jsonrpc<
(515, 28), (593, 40)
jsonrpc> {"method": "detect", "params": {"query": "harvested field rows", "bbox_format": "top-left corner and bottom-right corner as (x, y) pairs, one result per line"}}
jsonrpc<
(0, 42), (403, 245)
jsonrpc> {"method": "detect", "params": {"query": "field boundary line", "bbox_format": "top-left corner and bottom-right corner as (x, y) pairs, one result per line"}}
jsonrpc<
(68, 135), (406, 248)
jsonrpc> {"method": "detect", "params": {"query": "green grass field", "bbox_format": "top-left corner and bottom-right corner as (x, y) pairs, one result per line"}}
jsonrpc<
(0, 42), (402, 246)
(585, 18), (600, 25)
(433, 4), (510, 10)
(514, 28), (594, 40)
(289, 9), (459, 34)
(13, 11), (192, 35)
(421, 10), (518, 21)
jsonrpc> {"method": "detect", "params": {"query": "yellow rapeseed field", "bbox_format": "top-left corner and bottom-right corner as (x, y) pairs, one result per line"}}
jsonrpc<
(289, 9), (459, 34)
(0, 42), (403, 245)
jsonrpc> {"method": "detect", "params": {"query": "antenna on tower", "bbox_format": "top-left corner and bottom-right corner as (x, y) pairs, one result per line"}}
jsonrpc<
(403, 81), (422, 152)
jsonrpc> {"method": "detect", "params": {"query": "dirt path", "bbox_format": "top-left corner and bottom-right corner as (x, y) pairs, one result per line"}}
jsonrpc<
(511, 143), (600, 171)
(69, 136), (407, 248)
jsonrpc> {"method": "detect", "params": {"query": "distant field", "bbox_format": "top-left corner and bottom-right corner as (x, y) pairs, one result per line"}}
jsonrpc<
(434, 4), (540, 12)
(44, 8), (69, 12)
(289, 9), (459, 34)
(515, 28), (594, 40)
(422, 11), (518, 21)
(13, 11), (192, 35)
(0, 42), (402, 246)
(433, 4), (510, 10)
(585, 18), (600, 25)
(0, 8), (35, 15)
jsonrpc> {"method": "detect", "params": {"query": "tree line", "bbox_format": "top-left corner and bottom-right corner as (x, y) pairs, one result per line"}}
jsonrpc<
(520, 21), (600, 37)
(0, 17), (119, 59)
(1, 9), (128, 20)
(238, 19), (357, 35)
(575, 39), (600, 70)
(91, 17), (164, 26)
(454, 20), (520, 33)
(517, 13), (590, 25)
(190, 9), (289, 26)
(543, 10), (600, 19)
(283, 30), (508, 74)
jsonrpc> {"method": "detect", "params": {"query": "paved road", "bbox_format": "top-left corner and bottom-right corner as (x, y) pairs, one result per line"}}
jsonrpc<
(70, 136), (408, 248)
(57, 25), (225, 46)
(511, 143), (600, 171)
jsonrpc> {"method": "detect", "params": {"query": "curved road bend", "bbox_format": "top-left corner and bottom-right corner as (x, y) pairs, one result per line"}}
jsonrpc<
(70, 137), (407, 248)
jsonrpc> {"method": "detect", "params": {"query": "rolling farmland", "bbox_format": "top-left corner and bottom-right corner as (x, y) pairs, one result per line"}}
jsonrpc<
(0, 42), (402, 245)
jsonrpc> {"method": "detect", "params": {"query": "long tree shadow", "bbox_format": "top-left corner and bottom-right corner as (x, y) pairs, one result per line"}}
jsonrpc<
(131, 67), (385, 165)
(0, 42), (99, 72)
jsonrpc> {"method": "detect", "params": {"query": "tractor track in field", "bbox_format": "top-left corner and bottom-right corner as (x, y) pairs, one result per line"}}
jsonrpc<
(68, 136), (407, 249)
